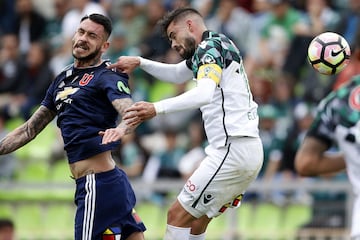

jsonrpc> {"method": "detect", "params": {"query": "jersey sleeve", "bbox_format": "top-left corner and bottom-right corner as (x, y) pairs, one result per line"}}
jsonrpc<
(306, 97), (336, 148)
(99, 71), (132, 102)
(194, 39), (224, 84)
(40, 77), (57, 112)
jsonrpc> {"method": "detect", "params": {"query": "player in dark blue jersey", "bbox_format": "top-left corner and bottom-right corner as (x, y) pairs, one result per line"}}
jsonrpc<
(0, 14), (146, 240)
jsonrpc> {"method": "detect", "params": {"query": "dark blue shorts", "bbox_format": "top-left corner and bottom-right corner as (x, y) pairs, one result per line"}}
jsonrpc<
(74, 167), (146, 240)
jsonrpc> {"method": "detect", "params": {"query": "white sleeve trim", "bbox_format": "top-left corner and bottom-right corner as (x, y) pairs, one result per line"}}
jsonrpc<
(139, 57), (193, 84)
(154, 78), (216, 114)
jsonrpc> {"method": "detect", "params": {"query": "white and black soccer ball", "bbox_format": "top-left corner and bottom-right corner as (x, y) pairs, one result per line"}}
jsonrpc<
(308, 32), (351, 75)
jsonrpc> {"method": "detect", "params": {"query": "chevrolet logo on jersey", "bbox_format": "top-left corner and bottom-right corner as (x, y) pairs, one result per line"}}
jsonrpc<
(56, 87), (80, 101)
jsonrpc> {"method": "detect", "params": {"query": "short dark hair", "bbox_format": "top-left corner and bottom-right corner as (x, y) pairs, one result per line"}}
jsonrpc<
(0, 218), (14, 229)
(158, 7), (202, 36)
(80, 13), (112, 39)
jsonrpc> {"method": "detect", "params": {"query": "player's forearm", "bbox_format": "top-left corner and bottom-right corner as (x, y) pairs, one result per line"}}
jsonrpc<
(139, 57), (193, 84)
(0, 106), (55, 154)
(154, 78), (216, 114)
(112, 98), (138, 135)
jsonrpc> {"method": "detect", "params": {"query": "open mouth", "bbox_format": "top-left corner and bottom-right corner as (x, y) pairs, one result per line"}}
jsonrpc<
(74, 43), (89, 51)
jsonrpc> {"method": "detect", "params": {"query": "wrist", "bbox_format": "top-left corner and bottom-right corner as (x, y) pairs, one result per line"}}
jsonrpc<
(153, 102), (164, 114)
(138, 57), (151, 68)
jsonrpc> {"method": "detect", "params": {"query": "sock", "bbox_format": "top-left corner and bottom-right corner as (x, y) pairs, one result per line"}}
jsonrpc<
(189, 232), (206, 240)
(163, 224), (191, 240)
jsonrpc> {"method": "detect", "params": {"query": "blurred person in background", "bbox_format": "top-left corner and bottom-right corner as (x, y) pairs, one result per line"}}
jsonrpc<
(244, 0), (302, 77)
(0, 113), (18, 181)
(0, 0), (15, 36)
(206, 0), (253, 57)
(0, 34), (25, 97)
(9, 0), (47, 56)
(43, 0), (71, 75)
(0, 219), (15, 240)
(136, 0), (170, 61)
(105, 24), (139, 63)
(256, 104), (283, 183)
(335, 0), (360, 48)
(268, 72), (297, 137)
(283, 0), (340, 79)
(190, 0), (215, 19)
(166, 0), (191, 11)
(273, 101), (315, 205)
(112, 1), (146, 50)
(61, 0), (107, 41)
(142, 128), (185, 205)
(178, 113), (207, 181)
(295, 28), (360, 239)
(1, 41), (54, 120)
(112, 131), (148, 179)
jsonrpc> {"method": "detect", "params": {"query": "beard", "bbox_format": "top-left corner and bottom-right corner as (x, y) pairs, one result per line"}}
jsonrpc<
(72, 45), (101, 63)
(180, 37), (196, 60)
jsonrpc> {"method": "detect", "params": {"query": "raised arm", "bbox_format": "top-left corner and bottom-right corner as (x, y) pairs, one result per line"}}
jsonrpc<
(108, 56), (193, 84)
(0, 106), (56, 154)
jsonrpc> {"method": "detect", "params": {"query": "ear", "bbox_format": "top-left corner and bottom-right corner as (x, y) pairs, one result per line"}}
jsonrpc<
(186, 19), (193, 32)
(102, 41), (110, 52)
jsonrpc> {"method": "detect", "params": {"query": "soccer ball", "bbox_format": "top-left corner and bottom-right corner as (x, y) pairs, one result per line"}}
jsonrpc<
(307, 32), (351, 75)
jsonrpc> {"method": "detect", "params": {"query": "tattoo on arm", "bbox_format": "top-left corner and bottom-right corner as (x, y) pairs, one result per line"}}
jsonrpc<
(0, 106), (56, 154)
(112, 98), (137, 135)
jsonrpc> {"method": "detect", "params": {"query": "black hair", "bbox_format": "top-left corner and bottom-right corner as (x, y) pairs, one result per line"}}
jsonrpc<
(0, 218), (14, 229)
(158, 7), (202, 37)
(80, 13), (112, 39)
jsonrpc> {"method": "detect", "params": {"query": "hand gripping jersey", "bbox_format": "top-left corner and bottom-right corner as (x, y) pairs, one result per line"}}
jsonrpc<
(186, 31), (259, 148)
(41, 61), (131, 163)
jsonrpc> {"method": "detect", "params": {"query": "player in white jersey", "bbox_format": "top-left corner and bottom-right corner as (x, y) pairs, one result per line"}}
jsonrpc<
(108, 7), (263, 240)
(295, 32), (360, 239)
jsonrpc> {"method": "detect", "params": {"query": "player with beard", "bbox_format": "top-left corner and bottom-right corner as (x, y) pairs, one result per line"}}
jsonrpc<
(0, 14), (146, 240)
(108, 7), (263, 240)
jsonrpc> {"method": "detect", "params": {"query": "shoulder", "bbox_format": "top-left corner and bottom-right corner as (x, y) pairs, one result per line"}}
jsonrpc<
(102, 61), (129, 81)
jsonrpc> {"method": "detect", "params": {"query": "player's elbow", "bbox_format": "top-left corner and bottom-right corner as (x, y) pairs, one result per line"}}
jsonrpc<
(295, 152), (316, 177)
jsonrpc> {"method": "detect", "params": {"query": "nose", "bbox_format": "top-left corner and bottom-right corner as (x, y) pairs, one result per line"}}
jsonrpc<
(78, 34), (88, 42)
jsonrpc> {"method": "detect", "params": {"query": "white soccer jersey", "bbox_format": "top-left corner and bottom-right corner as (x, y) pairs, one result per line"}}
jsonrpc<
(189, 31), (259, 148)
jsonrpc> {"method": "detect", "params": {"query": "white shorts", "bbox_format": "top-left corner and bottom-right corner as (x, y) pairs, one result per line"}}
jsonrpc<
(178, 136), (263, 218)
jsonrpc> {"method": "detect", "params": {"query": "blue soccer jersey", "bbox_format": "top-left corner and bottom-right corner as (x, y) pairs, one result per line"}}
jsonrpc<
(41, 60), (131, 163)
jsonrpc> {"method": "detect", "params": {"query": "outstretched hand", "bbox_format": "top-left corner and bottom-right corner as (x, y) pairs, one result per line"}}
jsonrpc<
(99, 127), (125, 145)
(124, 101), (157, 127)
(107, 56), (141, 74)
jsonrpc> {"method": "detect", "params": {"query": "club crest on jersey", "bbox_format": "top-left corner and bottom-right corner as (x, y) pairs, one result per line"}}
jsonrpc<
(79, 73), (94, 86)
(199, 40), (208, 49)
(201, 54), (215, 64)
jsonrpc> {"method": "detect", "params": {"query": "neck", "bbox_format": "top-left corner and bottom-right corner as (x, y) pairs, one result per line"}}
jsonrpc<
(74, 57), (102, 68)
